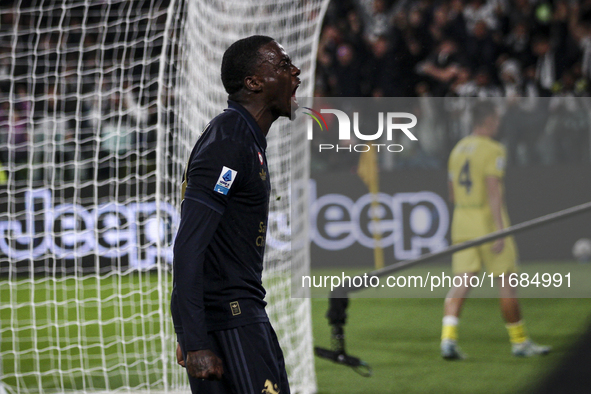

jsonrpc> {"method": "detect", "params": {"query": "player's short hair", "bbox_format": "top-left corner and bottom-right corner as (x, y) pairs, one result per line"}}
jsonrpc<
(221, 35), (275, 95)
(471, 101), (498, 127)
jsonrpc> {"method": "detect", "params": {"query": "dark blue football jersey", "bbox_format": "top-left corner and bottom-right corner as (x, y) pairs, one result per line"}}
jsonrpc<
(171, 100), (271, 351)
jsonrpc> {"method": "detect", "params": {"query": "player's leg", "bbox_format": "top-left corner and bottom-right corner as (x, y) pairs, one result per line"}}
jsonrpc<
(441, 246), (481, 360)
(443, 276), (474, 318)
(486, 237), (551, 357)
(216, 322), (290, 394)
(497, 279), (551, 356)
(441, 274), (473, 360)
(498, 278), (521, 324)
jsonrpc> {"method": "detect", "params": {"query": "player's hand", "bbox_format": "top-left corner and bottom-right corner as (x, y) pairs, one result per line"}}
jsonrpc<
(185, 349), (224, 380)
(491, 238), (505, 254)
(176, 343), (185, 367)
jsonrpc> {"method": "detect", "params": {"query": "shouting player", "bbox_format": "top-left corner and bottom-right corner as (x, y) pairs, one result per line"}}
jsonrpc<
(170, 35), (300, 393)
(441, 100), (550, 360)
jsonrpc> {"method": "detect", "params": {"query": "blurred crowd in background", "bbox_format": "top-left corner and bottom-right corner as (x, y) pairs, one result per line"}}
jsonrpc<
(0, 1), (169, 183)
(313, 0), (591, 171)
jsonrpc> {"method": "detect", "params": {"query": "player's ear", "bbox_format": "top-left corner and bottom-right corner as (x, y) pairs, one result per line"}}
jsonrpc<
(244, 75), (263, 93)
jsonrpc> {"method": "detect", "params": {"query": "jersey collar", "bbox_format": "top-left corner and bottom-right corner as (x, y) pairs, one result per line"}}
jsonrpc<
(226, 100), (267, 151)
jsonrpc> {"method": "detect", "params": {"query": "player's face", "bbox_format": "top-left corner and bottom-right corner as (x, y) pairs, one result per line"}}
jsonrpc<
(257, 41), (301, 119)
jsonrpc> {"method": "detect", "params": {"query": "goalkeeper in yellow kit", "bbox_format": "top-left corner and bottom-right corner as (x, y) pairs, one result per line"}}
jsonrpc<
(441, 101), (550, 359)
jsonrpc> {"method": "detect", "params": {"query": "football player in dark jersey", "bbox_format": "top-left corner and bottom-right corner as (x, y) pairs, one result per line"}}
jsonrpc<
(171, 35), (300, 394)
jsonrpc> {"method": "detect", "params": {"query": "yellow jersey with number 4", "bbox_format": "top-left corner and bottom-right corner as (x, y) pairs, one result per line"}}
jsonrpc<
(448, 134), (510, 242)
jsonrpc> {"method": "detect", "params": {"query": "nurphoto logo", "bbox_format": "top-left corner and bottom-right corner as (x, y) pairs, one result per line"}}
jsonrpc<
(302, 101), (418, 153)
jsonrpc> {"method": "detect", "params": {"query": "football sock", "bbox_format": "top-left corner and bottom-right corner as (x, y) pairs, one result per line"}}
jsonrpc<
(441, 315), (459, 341)
(506, 320), (528, 344)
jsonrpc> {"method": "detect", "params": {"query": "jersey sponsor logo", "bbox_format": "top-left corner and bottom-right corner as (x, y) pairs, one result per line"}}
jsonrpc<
(230, 301), (241, 316)
(214, 166), (237, 195)
(258, 151), (264, 165)
(262, 379), (280, 394)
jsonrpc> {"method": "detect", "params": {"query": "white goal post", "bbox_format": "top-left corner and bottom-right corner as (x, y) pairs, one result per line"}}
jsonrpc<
(0, 0), (328, 393)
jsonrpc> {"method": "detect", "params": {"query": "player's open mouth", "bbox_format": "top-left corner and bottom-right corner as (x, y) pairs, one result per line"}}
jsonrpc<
(291, 81), (300, 106)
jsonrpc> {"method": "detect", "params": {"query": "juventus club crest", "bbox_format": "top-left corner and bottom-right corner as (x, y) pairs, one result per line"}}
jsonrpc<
(262, 379), (280, 394)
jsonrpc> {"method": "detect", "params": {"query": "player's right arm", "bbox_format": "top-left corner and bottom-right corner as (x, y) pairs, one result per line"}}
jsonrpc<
(173, 198), (224, 380)
(173, 137), (224, 377)
(448, 178), (455, 205)
(485, 176), (505, 253)
(484, 145), (507, 253)
(485, 176), (505, 232)
(172, 122), (249, 380)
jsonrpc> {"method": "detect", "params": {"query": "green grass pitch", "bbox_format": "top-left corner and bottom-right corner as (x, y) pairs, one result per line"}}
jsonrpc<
(311, 261), (591, 393)
(1, 262), (590, 393)
(0, 273), (169, 392)
(312, 297), (591, 393)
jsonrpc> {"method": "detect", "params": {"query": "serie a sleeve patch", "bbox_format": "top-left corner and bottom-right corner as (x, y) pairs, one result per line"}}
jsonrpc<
(214, 166), (238, 195)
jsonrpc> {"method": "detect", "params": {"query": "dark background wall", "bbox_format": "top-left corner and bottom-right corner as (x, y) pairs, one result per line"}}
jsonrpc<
(310, 166), (591, 268)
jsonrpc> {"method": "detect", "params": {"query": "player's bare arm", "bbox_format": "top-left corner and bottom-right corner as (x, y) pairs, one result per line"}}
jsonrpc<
(486, 175), (505, 253)
(185, 349), (224, 380)
(176, 342), (185, 367)
(448, 180), (455, 205)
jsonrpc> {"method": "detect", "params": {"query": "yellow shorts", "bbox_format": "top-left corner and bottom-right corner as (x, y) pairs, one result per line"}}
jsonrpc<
(452, 236), (518, 276)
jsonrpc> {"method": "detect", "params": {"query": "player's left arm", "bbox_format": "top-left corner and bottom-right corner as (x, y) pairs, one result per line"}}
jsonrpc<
(486, 176), (505, 232)
(448, 179), (454, 205)
(447, 154), (455, 205)
(485, 147), (507, 253)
